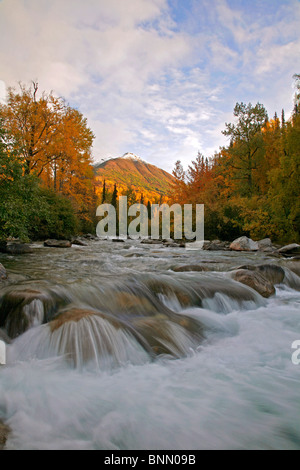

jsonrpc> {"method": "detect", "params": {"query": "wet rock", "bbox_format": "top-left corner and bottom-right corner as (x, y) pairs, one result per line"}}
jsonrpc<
(0, 241), (33, 254)
(204, 240), (230, 251)
(114, 291), (156, 315)
(258, 238), (274, 252)
(278, 243), (300, 257)
(230, 236), (259, 252)
(232, 269), (275, 298)
(7, 243), (33, 254)
(231, 264), (285, 285)
(201, 240), (212, 250)
(48, 308), (149, 368)
(0, 288), (67, 339)
(256, 264), (285, 285)
(141, 239), (163, 244)
(44, 239), (72, 248)
(0, 420), (10, 450)
(112, 238), (125, 243)
(71, 238), (88, 246)
(280, 259), (300, 277)
(50, 308), (105, 331)
(132, 314), (202, 358)
(0, 264), (7, 280)
(172, 265), (209, 272)
(163, 241), (181, 247)
(83, 233), (97, 240)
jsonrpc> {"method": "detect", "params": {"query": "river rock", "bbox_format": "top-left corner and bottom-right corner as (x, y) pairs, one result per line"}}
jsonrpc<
(230, 236), (259, 251)
(0, 242), (33, 254)
(279, 259), (300, 277)
(48, 308), (146, 367)
(44, 239), (72, 248)
(0, 420), (10, 450)
(232, 269), (275, 298)
(278, 244), (300, 256)
(71, 238), (88, 246)
(257, 238), (274, 252)
(172, 265), (209, 272)
(163, 241), (181, 247)
(0, 288), (67, 339)
(204, 240), (230, 251)
(141, 239), (163, 244)
(132, 314), (202, 358)
(231, 264), (285, 285)
(0, 264), (7, 280)
(84, 233), (97, 240)
(256, 264), (285, 285)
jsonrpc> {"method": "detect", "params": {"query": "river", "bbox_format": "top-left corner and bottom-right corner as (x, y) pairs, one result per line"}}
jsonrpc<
(0, 239), (299, 450)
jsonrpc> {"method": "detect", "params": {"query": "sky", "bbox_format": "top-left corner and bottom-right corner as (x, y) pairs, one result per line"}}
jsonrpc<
(0, 0), (299, 173)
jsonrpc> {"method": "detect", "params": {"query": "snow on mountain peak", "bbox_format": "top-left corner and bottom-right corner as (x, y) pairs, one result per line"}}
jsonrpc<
(121, 153), (145, 162)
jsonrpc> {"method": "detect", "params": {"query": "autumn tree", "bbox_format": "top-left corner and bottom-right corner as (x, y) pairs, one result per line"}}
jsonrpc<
(0, 118), (77, 241)
(169, 160), (187, 203)
(0, 82), (67, 176)
(0, 81), (96, 232)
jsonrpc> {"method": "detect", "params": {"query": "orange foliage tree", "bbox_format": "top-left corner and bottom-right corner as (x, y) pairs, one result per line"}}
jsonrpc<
(0, 81), (96, 230)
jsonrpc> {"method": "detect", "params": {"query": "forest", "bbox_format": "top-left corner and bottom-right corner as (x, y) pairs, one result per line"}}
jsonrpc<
(0, 77), (299, 243)
(170, 75), (300, 243)
(0, 82), (97, 241)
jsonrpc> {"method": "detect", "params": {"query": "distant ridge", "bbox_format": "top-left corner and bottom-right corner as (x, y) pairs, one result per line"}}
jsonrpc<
(94, 153), (174, 202)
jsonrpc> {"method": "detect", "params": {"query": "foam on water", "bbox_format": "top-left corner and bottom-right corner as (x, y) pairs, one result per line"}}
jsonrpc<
(0, 290), (299, 450)
(1, 241), (300, 450)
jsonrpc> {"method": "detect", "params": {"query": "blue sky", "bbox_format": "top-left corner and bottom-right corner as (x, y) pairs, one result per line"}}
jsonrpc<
(0, 0), (299, 172)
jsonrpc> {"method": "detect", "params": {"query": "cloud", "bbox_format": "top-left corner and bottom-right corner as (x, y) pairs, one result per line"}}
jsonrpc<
(0, 0), (299, 172)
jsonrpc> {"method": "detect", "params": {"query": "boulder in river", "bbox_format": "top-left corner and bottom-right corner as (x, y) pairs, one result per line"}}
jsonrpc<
(172, 265), (209, 272)
(278, 243), (300, 257)
(141, 239), (163, 245)
(257, 238), (275, 252)
(279, 259), (300, 277)
(202, 240), (230, 251)
(0, 288), (67, 339)
(0, 241), (33, 254)
(230, 236), (259, 252)
(231, 264), (285, 286)
(0, 263), (7, 280)
(44, 239), (72, 248)
(71, 238), (88, 246)
(232, 269), (275, 298)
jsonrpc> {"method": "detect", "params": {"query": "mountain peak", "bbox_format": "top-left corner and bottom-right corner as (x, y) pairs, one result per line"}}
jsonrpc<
(121, 152), (145, 163)
(94, 153), (174, 202)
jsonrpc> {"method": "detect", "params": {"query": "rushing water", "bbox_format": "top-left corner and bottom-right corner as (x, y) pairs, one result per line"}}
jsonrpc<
(0, 239), (299, 450)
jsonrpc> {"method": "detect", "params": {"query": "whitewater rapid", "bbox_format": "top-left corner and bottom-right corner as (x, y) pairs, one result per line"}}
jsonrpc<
(0, 240), (299, 450)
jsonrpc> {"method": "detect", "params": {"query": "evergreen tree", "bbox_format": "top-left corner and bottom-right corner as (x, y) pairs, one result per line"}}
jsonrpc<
(221, 102), (268, 196)
(147, 200), (151, 219)
(111, 183), (118, 208)
(102, 179), (106, 203)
